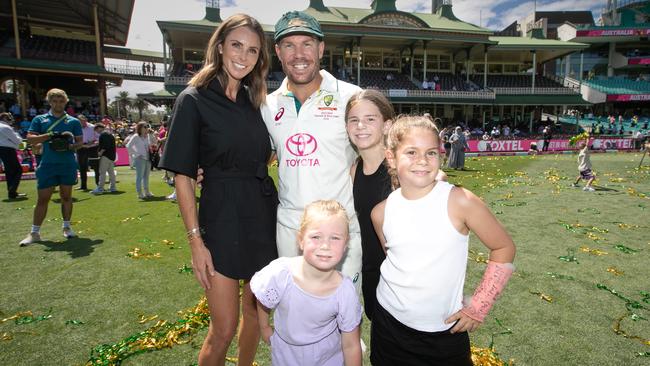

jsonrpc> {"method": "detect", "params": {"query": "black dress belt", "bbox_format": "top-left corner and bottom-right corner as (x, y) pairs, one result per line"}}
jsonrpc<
(203, 162), (274, 196)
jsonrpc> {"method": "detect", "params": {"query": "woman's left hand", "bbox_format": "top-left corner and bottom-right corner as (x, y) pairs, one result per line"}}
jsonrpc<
(445, 310), (481, 333)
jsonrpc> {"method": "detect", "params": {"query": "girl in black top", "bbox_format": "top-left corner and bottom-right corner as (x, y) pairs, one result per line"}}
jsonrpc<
(159, 14), (277, 366)
(345, 90), (395, 320)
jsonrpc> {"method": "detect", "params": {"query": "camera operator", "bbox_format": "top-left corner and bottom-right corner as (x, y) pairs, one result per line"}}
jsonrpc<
(19, 89), (83, 246)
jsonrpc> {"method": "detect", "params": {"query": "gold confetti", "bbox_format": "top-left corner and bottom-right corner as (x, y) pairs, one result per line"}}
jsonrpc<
(579, 246), (608, 256)
(607, 267), (624, 276)
(127, 248), (160, 259)
(530, 291), (553, 302)
(468, 249), (489, 264)
(138, 315), (159, 324)
(470, 345), (514, 366)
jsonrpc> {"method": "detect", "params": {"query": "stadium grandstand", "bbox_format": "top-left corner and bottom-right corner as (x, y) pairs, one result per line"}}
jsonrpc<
(0, 0), (164, 120)
(555, 0), (650, 132)
(139, 0), (596, 133)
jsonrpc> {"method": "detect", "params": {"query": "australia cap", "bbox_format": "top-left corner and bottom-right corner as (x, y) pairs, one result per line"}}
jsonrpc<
(274, 11), (324, 42)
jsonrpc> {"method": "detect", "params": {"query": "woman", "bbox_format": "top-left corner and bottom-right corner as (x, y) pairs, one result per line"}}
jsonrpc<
(447, 126), (469, 170)
(159, 14), (277, 366)
(126, 121), (153, 198)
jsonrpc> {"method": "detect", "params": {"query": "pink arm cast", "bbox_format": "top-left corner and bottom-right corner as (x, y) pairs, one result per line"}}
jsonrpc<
(461, 261), (515, 322)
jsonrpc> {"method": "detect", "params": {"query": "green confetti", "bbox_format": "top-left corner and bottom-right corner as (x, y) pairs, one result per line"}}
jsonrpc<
(546, 272), (575, 280)
(614, 245), (640, 254)
(630, 313), (647, 322)
(15, 309), (52, 325)
(178, 264), (193, 274)
(596, 284), (647, 311)
(66, 320), (85, 325)
(577, 208), (601, 214)
(558, 249), (579, 264)
(636, 352), (650, 357)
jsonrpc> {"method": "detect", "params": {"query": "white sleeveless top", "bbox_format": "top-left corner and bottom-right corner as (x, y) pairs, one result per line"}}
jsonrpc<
(376, 181), (469, 332)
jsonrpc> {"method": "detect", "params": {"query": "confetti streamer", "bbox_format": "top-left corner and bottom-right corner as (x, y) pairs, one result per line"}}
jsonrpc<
(530, 291), (553, 303)
(65, 320), (85, 325)
(87, 297), (211, 365)
(1, 332), (12, 341)
(12, 309), (52, 325)
(596, 284), (647, 311)
(138, 315), (158, 324)
(579, 246), (608, 256)
(558, 249), (579, 264)
(613, 245), (640, 254)
(468, 249), (488, 264)
(470, 345), (513, 366)
(488, 318), (513, 349)
(607, 267), (624, 276)
(577, 208), (601, 214)
(613, 313), (650, 347)
(545, 272), (575, 280)
(178, 264), (193, 274)
(127, 248), (161, 259)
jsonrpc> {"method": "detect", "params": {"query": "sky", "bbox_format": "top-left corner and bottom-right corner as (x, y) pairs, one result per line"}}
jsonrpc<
(107, 0), (603, 100)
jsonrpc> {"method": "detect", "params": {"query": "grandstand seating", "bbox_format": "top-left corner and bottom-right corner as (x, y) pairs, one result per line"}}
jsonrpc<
(471, 75), (562, 88)
(432, 73), (472, 91)
(582, 77), (650, 94)
(12, 35), (97, 64)
(359, 70), (417, 90)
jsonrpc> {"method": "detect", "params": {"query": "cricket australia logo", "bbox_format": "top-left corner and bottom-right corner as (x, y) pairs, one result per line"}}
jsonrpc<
(323, 94), (333, 107)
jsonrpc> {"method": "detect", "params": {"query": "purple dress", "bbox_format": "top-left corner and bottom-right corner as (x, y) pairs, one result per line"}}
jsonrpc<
(251, 257), (362, 366)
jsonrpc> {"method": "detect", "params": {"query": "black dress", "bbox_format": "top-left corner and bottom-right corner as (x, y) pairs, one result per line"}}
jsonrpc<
(353, 159), (392, 320)
(159, 79), (278, 280)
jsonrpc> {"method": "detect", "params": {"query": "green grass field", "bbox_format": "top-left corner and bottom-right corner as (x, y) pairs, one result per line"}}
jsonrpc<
(1, 152), (649, 365)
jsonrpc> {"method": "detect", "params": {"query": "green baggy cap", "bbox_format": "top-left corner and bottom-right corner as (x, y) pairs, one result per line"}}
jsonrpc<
(274, 11), (324, 42)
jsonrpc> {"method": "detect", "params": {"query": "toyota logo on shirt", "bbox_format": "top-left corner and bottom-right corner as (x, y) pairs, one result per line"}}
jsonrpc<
(286, 133), (318, 156)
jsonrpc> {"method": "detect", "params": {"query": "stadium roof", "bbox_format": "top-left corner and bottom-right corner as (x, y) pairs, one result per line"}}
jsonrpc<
(103, 46), (164, 63)
(0, 0), (135, 46)
(0, 56), (121, 83)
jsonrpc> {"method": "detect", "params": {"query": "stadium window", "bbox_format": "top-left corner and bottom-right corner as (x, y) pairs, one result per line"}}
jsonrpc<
(364, 53), (382, 68)
(383, 52), (399, 69)
(474, 63), (485, 73)
(504, 64), (518, 74)
(489, 64), (503, 74)
(427, 54), (439, 71)
(439, 55), (450, 71)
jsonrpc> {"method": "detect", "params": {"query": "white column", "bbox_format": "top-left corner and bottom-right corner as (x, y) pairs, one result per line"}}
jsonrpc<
(532, 51), (537, 93)
(423, 42), (428, 81)
(483, 49), (488, 89)
(579, 52), (584, 88)
(11, 0), (20, 59)
(357, 43), (361, 86)
(608, 42), (616, 77)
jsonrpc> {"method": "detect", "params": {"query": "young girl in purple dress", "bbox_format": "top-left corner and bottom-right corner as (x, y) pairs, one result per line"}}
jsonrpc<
(251, 200), (363, 366)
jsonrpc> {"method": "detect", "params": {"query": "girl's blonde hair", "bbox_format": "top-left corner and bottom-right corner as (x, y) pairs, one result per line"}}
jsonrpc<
(385, 115), (440, 189)
(189, 14), (269, 108)
(345, 89), (395, 124)
(298, 200), (350, 241)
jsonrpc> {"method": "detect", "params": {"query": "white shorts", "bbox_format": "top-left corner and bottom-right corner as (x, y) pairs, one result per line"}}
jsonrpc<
(276, 221), (362, 294)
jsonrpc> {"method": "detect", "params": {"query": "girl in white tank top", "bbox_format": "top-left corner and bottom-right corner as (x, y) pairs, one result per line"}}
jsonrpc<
(369, 116), (516, 364)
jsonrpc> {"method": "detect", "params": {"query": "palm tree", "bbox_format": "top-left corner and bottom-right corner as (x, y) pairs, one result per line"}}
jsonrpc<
(131, 97), (149, 120)
(114, 91), (131, 119)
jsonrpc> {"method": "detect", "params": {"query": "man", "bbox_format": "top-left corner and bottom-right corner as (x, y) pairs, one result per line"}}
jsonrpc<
(542, 125), (552, 152)
(76, 114), (98, 190)
(0, 112), (25, 199)
(90, 123), (117, 194)
(261, 11), (363, 287)
(19, 88), (82, 246)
